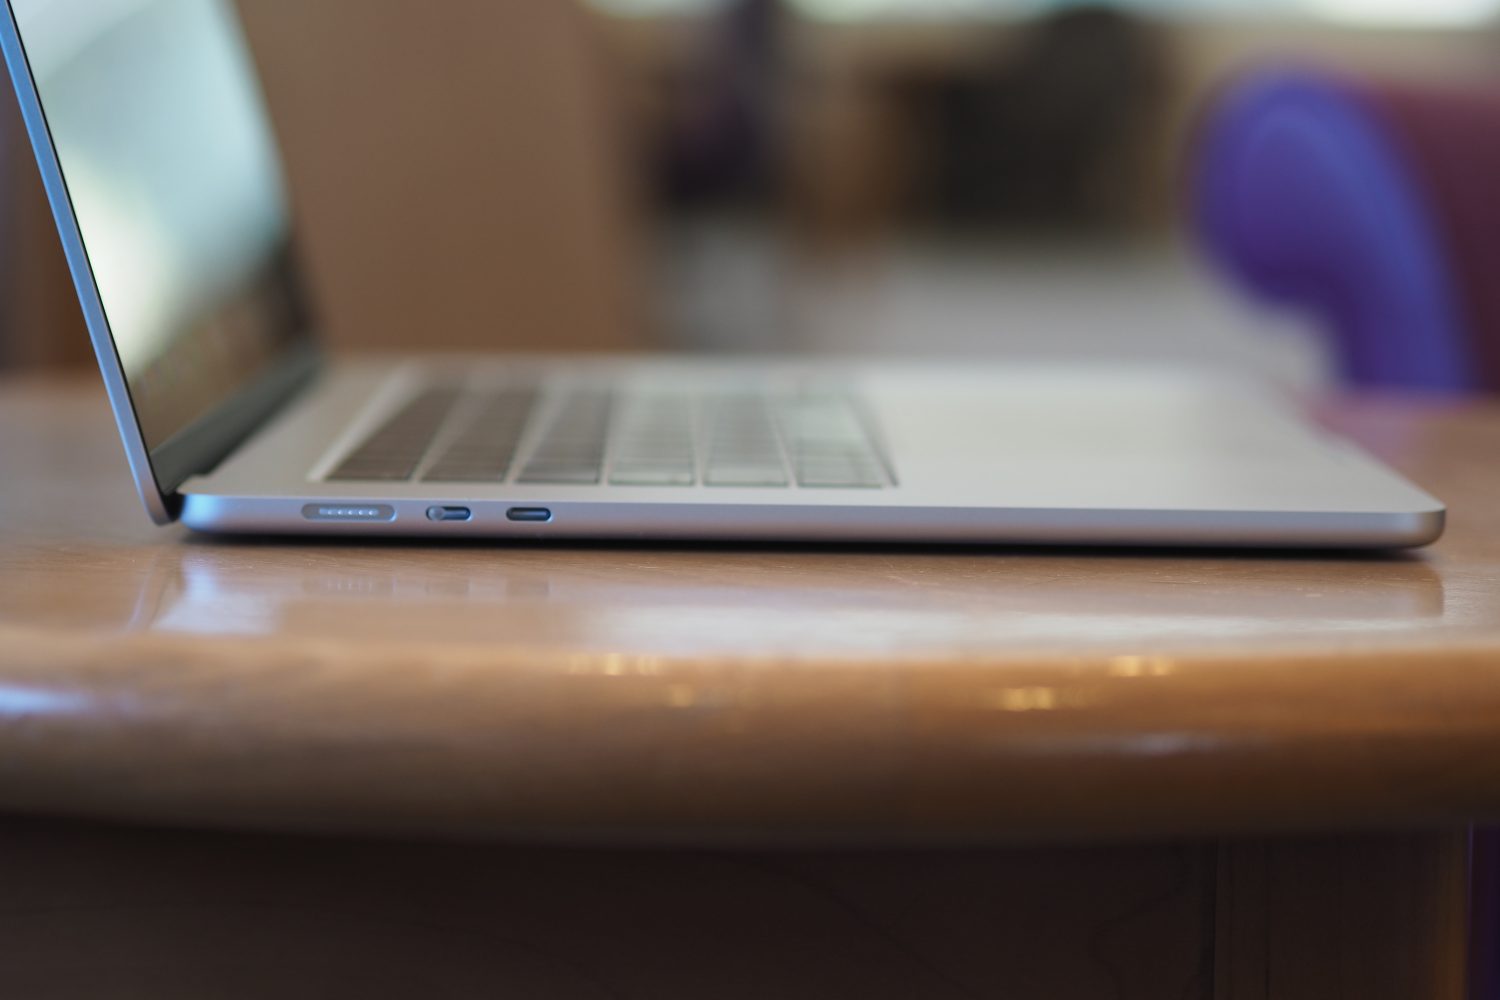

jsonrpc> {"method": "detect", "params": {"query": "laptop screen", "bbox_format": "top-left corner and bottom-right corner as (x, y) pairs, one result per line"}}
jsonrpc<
(11, 0), (311, 453)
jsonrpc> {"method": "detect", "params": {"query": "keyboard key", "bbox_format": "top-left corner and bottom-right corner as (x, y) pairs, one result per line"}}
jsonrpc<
(780, 394), (891, 489)
(611, 462), (697, 486)
(610, 393), (696, 486)
(704, 394), (788, 487)
(423, 388), (536, 482)
(328, 386), (461, 481)
(517, 390), (612, 484)
(705, 463), (790, 487)
(794, 459), (886, 489)
(517, 463), (603, 485)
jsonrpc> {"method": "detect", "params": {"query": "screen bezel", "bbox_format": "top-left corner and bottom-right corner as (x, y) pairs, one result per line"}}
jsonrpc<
(0, 0), (322, 524)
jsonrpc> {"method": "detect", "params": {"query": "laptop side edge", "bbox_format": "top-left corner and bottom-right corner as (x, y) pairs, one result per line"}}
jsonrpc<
(0, 0), (323, 525)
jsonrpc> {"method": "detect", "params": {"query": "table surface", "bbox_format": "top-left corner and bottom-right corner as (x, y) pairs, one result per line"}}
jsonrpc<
(3, 377), (1499, 844)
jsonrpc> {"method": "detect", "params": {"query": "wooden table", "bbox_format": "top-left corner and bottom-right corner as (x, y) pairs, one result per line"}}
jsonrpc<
(2, 378), (1498, 998)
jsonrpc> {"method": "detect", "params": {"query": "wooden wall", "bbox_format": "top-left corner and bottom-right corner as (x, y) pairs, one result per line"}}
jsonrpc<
(0, 0), (646, 370)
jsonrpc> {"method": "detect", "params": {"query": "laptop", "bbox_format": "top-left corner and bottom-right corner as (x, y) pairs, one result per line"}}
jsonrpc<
(0, 0), (1445, 548)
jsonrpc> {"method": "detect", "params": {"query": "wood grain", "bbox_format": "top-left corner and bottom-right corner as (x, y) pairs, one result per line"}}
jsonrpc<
(0, 379), (1498, 843)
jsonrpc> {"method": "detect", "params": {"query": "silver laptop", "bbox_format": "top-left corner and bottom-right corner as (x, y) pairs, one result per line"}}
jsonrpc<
(0, 0), (1444, 548)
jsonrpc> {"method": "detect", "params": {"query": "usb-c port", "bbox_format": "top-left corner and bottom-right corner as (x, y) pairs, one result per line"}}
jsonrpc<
(426, 506), (472, 522)
(506, 507), (553, 523)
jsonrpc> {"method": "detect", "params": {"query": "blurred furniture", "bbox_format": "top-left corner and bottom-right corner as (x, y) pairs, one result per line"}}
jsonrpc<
(0, 0), (644, 369)
(649, 0), (782, 208)
(606, 5), (1175, 245)
(603, 3), (1500, 250)
(2, 378), (1499, 997)
(1194, 70), (1500, 394)
(922, 7), (1172, 233)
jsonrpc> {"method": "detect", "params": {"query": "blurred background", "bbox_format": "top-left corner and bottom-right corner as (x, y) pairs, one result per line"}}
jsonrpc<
(3, 0), (1499, 391)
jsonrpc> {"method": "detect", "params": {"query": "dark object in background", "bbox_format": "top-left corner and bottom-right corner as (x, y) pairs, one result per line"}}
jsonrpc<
(1194, 69), (1500, 393)
(921, 6), (1172, 232)
(653, 0), (783, 208)
(1474, 830), (1500, 1000)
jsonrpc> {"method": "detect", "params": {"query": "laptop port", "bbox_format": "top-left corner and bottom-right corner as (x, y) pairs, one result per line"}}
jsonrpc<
(506, 507), (553, 523)
(303, 504), (397, 523)
(425, 505), (472, 522)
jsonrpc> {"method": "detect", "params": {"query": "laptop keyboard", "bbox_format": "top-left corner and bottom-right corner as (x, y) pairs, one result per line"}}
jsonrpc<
(323, 387), (462, 482)
(423, 387), (538, 483)
(326, 382), (893, 489)
(517, 389), (612, 485)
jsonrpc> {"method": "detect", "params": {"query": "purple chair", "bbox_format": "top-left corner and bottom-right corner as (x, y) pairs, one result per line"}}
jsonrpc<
(1193, 69), (1500, 394)
(1198, 69), (1500, 998)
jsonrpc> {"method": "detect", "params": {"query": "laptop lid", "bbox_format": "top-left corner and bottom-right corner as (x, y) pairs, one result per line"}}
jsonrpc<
(0, 0), (320, 523)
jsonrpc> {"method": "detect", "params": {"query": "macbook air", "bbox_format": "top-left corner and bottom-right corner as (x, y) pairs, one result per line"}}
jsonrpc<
(0, 0), (1445, 548)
